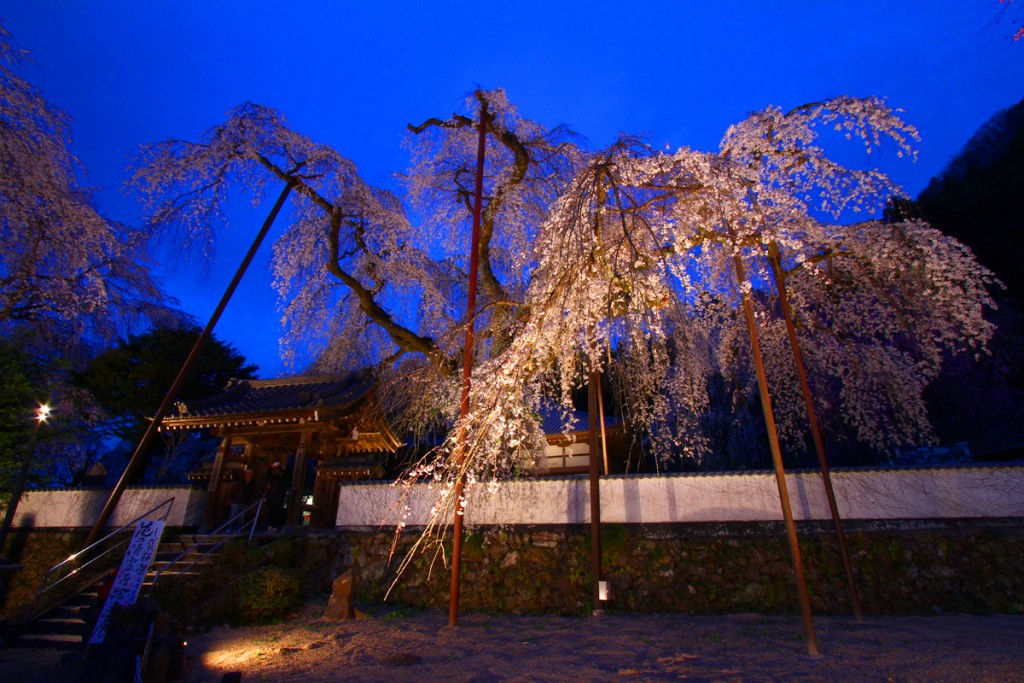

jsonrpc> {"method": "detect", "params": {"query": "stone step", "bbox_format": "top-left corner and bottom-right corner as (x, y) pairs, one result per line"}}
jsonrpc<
(174, 533), (239, 546)
(154, 542), (189, 555)
(22, 616), (88, 636)
(149, 560), (211, 570)
(40, 603), (90, 620)
(151, 553), (215, 566)
(14, 632), (84, 650)
(142, 571), (206, 589)
(15, 533), (238, 650)
(155, 541), (215, 553)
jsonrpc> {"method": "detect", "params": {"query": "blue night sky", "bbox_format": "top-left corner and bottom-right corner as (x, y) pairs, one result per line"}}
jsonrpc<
(3, 2), (1022, 377)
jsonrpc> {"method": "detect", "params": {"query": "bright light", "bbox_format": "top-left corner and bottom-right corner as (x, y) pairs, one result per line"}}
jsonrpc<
(36, 403), (51, 423)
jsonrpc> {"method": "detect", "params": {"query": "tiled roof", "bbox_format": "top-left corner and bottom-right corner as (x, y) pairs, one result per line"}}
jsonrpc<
(164, 371), (375, 422)
(538, 402), (622, 435)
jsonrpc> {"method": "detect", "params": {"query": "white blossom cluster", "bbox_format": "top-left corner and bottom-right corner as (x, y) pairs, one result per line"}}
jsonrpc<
(405, 96), (996, 530)
(1, 29), (168, 344)
(130, 93), (998, 552)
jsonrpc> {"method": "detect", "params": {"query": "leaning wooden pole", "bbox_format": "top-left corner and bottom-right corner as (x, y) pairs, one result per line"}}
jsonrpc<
(733, 252), (820, 657)
(585, 172), (609, 615)
(587, 370), (605, 615)
(766, 243), (863, 621)
(82, 181), (295, 549)
(449, 99), (488, 627)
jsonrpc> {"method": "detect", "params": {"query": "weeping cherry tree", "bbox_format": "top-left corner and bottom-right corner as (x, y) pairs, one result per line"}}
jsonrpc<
(397, 96), (997, 559)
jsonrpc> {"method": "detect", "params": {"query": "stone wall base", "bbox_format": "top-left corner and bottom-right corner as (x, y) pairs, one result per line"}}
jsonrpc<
(295, 520), (1024, 616)
(5, 521), (1022, 620)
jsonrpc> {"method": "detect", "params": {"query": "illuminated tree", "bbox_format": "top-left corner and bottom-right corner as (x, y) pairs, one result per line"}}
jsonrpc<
(0, 26), (168, 346)
(132, 91), (997, 493)
(400, 96), (997, 535)
(131, 91), (583, 433)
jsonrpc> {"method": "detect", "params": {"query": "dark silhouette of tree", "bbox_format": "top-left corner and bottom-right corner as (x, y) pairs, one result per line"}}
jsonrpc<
(0, 340), (38, 487)
(910, 96), (1024, 457)
(916, 97), (1024, 300)
(74, 325), (257, 481)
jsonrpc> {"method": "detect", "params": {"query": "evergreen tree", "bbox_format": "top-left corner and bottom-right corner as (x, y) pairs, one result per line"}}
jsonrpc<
(75, 325), (257, 481)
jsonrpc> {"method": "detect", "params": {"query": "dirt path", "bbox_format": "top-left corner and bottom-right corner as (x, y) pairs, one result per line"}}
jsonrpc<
(3, 607), (1023, 681)
(187, 608), (1023, 682)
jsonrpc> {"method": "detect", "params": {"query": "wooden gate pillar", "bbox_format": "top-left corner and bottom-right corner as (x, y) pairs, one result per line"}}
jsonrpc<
(287, 429), (312, 526)
(204, 436), (233, 528)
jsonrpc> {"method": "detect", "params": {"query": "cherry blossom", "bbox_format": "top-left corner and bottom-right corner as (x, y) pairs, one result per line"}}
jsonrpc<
(130, 92), (997, 539)
(0, 27), (167, 345)
(399, 96), (996, 538)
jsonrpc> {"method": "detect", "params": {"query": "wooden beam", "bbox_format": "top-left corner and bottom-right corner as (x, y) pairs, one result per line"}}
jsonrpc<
(212, 423), (325, 438)
(204, 436), (232, 528)
(287, 429), (313, 526)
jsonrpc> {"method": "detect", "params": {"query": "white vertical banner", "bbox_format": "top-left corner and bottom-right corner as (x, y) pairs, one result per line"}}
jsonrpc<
(89, 518), (165, 645)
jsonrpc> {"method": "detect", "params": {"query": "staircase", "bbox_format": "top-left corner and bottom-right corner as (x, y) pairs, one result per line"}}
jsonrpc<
(9, 499), (264, 650)
(146, 534), (233, 586)
(11, 535), (233, 650)
(11, 576), (106, 649)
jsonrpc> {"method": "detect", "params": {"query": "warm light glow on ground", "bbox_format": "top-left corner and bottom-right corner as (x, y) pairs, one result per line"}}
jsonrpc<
(200, 634), (267, 671)
(196, 627), (331, 678)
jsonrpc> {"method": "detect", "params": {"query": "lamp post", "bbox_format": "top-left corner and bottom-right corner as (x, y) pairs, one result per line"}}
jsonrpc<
(0, 403), (51, 556)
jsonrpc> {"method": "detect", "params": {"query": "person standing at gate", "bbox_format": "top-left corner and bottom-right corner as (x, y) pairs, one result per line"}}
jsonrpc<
(228, 467), (255, 531)
(265, 461), (288, 529)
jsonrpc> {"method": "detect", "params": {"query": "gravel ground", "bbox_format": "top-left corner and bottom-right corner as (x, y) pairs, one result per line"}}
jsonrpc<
(2, 606), (1023, 682)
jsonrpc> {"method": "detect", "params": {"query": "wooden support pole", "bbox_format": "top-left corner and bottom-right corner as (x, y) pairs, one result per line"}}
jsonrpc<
(82, 181), (294, 549)
(733, 252), (820, 657)
(597, 384), (610, 476)
(449, 98), (489, 627)
(767, 243), (863, 621)
(587, 370), (605, 614)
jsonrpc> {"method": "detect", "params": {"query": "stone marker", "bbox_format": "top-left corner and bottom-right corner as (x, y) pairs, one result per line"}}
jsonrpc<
(324, 569), (356, 620)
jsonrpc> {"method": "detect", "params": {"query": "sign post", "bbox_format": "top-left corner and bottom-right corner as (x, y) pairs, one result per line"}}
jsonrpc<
(89, 519), (165, 645)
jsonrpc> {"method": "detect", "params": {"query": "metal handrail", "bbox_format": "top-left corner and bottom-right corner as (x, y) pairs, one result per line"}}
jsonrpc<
(146, 497), (263, 594)
(27, 496), (175, 619)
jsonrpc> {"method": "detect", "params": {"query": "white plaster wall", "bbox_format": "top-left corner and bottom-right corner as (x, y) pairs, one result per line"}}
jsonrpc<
(335, 466), (1024, 527)
(8, 487), (206, 528)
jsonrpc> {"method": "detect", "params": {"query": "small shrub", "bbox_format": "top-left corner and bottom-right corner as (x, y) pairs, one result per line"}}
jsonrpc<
(236, 567), (304, 624)
(255, 538), (296, 567)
